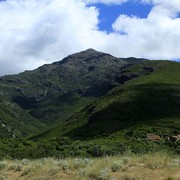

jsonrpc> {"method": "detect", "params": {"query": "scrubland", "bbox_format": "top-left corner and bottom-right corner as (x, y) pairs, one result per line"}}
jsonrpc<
(0, 152), (179, 180)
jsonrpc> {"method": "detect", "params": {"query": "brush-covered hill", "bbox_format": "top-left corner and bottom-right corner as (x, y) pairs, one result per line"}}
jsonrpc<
(34, 60), (180, 154)
(0, 49), (146, 138)
(66, 60), (180, 139)
(0, 50), (180, 158)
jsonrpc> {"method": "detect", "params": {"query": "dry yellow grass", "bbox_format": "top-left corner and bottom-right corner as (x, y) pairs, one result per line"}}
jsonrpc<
(0, 153), (179, 180)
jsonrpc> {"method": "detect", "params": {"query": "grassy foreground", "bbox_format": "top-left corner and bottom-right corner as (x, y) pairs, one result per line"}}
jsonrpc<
(0, 153), (179, 180)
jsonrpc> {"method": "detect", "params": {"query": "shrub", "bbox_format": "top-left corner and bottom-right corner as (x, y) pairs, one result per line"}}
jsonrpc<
(21, 159), (30, 165)
(122, 175), (136, 180)
(87, 145), (105, 157)
(47, 166), (59, 176)
(99, 168), (111, 180)
(61, 160), (70, 172)
(8, 163), (23, 171)
(111, 160), (123, 172)
(73, 158), (93, 168)
(77, 168), (87, 177)
(0, 161), (7, 170)
(21, 167), (31, 176)
(0, 172), (8, 180)
(122, 157), (131, 164)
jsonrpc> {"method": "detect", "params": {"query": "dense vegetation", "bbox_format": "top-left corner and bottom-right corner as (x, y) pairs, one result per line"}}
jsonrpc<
(0, 49), (179, 159)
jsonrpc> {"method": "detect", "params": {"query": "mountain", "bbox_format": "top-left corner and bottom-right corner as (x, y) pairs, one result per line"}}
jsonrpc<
(0, 49), (146, 138)
(32, 60), (180, 155)
(65, 60), (180, 139)
(0, 49), (179, 158)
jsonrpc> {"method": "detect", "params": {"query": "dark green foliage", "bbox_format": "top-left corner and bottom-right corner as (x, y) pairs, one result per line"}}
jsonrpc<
(29, 60), (180, 157)
(0, 134), (178, 160)
(0, 50), (179, 159)
(64, 61), (180, 139)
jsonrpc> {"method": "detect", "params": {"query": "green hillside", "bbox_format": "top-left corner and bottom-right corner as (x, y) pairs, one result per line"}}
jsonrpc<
(66, 61), (180, 139)
(0, 49), (143, 138)
(0, 50), (179, 159)
(30, 60), (180, 156)
(36, 60), (180, 138)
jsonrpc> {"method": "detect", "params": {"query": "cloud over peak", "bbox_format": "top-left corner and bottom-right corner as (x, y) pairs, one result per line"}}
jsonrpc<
(0, 0), (180, 75)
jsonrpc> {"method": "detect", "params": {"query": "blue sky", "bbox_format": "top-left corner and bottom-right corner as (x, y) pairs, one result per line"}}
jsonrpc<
(0, 0), (180, 75)
(94, 2), (153, 32)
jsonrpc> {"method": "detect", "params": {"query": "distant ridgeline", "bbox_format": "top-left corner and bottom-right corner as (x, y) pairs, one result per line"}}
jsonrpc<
(0, 49), (179, 158)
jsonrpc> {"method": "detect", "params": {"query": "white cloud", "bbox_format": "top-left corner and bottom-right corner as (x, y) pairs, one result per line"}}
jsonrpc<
(140, 0), (180, 16)
(0, 0), (180, 75)
(112, 0), (180, 59)
(83, 0), (127, 5)
(0, 0), (102, 75)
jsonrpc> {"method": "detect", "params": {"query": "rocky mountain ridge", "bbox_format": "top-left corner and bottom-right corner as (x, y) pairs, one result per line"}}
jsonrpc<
(0, 49), (146, 138)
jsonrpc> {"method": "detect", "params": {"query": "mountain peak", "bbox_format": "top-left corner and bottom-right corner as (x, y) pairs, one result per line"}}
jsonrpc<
(70, 48), (102, 57)
(55, 49), (115, 65)
(84, 48), (97, 52)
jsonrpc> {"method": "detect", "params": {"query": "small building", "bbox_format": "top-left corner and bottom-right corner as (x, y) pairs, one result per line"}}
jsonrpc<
(146, 133), (161, 141)
(176, 135), (180, 141)
(172, 135), (180, 142)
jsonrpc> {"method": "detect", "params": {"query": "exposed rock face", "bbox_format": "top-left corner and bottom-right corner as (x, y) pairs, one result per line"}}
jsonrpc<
(116, 74), (138, 84)
(83, 81), (116, 97)
(143, 66), (155, 72)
